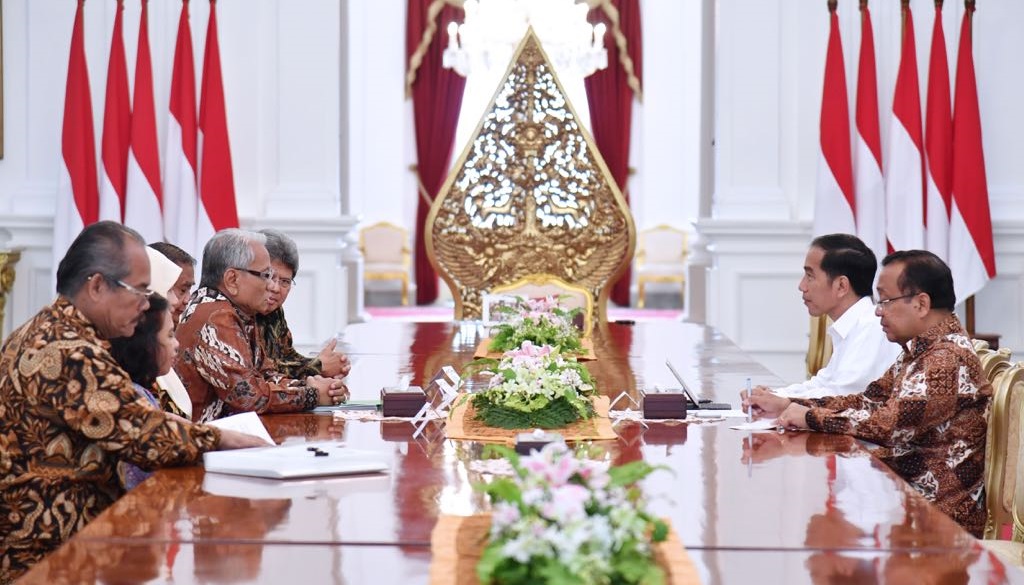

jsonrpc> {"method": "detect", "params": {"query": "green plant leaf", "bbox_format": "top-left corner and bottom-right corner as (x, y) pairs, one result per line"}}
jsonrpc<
(476, 544), (504, 583)
(480, 477), (522, 505)
(608, 461), (659, 488)
(473, 395), (589, 429)
(651, 519), (669, 543)
(537, 561), (584, 585)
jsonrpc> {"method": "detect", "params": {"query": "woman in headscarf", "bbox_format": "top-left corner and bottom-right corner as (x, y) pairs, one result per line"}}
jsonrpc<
(138, 248), (193, 418)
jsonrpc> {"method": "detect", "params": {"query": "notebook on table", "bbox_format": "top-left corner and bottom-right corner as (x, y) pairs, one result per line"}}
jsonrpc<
(203, 441), (389, 480)
(665, 359), (733, 410)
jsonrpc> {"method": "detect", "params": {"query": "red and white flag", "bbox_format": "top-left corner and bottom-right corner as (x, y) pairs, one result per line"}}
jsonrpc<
(54, 0), (99, 265)
(924, 3), (953, 261)
(198, 0), (239, 260)
(99, 0), (131, 223)
(124, 0), (163, 243)
(949, 4), (996, 301)
(853, 2), (885, 260)
(884, 3), (925, 252)
(164, 0), (200, 256)
(813, 3), (855, 237)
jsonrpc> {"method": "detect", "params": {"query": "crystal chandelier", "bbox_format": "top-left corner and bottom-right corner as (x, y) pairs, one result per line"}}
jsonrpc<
(443, 0), (608, 78)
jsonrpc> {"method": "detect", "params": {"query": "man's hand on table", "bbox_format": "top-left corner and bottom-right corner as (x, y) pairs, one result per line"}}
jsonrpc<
(740, 386), (791, 417)
(318, 338), (352, 378)
(310, 375), (349, 405)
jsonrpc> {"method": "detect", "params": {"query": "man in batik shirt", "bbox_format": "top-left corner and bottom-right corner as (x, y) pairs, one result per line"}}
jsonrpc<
(0, 222), (265, 583)
(255, 229), (350, 379)
(175, 229), (348, 422)
(746, 250), (991, 537)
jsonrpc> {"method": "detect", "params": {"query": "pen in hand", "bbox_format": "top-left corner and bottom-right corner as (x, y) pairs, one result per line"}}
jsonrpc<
(745, 377), (752, 423)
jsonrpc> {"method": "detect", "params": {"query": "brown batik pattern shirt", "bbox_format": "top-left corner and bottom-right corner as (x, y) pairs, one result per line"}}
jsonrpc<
(795, 314), (991, 537)
(255, 307), (323, 379)
(0, 297), (220, 583)
(175, 287), (319, 423)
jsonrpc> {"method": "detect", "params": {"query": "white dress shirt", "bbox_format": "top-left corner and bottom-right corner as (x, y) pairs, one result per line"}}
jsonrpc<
(775, 296), (901, 399)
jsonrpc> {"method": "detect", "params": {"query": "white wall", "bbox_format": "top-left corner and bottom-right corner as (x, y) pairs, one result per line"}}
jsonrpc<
(0, 0), (355, 348)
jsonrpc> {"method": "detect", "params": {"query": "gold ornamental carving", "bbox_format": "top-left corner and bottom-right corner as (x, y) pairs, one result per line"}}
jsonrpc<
(426, 28), (635, 324)
(0, 250), (21, 339)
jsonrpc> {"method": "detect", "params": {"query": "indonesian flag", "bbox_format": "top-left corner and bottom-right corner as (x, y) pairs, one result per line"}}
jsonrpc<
(124, 0), (163, 243)
(853, 3), (885, 261)
(197, 0), (239, 261)
(99, 0), (130, 223)
(164, 0), (199, 256)
(924, 4), (952, 262)
(54, 0), (98, 265)
(813, 4), (855, 237)
(884, 3), (925, 252)
(949, 4), (996, 302)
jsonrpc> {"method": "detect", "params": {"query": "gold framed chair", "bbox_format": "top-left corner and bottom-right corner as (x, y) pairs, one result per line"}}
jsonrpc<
(635, 225), (688, 309)
(425, 29), (634, 327)
(983, 361), (1024, 540)
(359, 222), (411, 306)
(806, 315), (834, 379)
(978, 346), (1013, 384)
(491, 273), (595, 337)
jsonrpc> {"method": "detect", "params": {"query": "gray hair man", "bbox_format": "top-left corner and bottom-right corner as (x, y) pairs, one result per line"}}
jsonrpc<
(0, 221), (265, 582)
(256, 228), (350, 379)
(175, 228), (347, 422)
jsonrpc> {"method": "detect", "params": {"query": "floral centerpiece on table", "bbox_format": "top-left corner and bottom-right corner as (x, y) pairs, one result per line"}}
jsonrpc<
(477, 443), (669, 585)
(488, 295), (583, 354)
(470, 341), (596, 429)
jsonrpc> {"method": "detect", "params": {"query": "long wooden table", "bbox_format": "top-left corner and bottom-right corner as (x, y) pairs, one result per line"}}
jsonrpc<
(18, 321), (1022, 584)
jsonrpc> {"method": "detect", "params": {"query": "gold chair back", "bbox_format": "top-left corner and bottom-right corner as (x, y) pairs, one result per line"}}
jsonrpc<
(1014, 388), (1024, 543)
(635, 225), (688, 309)
(0, 250), (21, 342)
(806, 315), (833, 379)
(984, 361), (1024, 540)
(979, 347), (1013, 384)
(360, 222), (411, 306)
(491, 274), (595, 337)
(425, 29), (634, 326)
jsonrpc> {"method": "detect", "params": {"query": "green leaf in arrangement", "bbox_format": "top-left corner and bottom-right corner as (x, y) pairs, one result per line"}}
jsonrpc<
(651, 519), (669, 543)
(608, 461), (662, 488)
(473, 395), (592, 429)
(479, 478), (523, 505)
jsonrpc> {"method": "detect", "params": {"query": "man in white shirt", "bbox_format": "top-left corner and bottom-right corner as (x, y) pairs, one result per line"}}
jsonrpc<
(757, 234), (900, 399)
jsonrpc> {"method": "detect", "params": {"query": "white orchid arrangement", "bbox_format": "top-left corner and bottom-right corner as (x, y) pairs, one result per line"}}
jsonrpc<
(488, 295), (583, 354)
(470, 341), (596, 429)
(477, 443), (668, 585)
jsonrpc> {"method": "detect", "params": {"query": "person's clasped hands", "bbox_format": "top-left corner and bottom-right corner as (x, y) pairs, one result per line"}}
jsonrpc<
(317, 338), (351, 378)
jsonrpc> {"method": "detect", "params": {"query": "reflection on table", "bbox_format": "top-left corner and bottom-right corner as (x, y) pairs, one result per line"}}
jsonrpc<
(18, 321), (1015, 584)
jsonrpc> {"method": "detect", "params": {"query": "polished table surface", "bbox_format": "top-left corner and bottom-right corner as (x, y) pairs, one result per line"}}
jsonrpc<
(19, 321), (1024, 584)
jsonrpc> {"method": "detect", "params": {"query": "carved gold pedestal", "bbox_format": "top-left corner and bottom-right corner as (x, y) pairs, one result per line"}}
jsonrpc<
(0, 250), (21, 339)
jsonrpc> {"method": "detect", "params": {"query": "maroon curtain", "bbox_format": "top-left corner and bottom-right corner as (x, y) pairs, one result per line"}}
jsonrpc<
(585, 0), (642, 307)
(407, 2), (467, 305)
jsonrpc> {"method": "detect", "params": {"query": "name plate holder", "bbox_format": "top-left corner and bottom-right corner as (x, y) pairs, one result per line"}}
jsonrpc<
(411, 366), (461, 439)
(641, 391), (688, 420)
(514, 430), (564, 455)
(381, 386), (427, 417)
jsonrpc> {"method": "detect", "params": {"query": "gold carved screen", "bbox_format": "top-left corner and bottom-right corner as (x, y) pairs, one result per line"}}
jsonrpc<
(426, 28), (635, 324)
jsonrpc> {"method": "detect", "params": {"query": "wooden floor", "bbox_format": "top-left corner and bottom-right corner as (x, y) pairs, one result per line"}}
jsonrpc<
(18, 321), (1023, 584)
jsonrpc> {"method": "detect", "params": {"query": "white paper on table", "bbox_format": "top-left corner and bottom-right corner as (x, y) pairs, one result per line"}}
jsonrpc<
(203, 442), (389, 480)
(693, 409), (749, 418)
(206, 412), (276, 445)
(729, 418), (781, 432)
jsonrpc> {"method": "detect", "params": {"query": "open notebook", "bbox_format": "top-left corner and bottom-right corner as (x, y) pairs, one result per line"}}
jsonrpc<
(203, 441), (389, 480)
